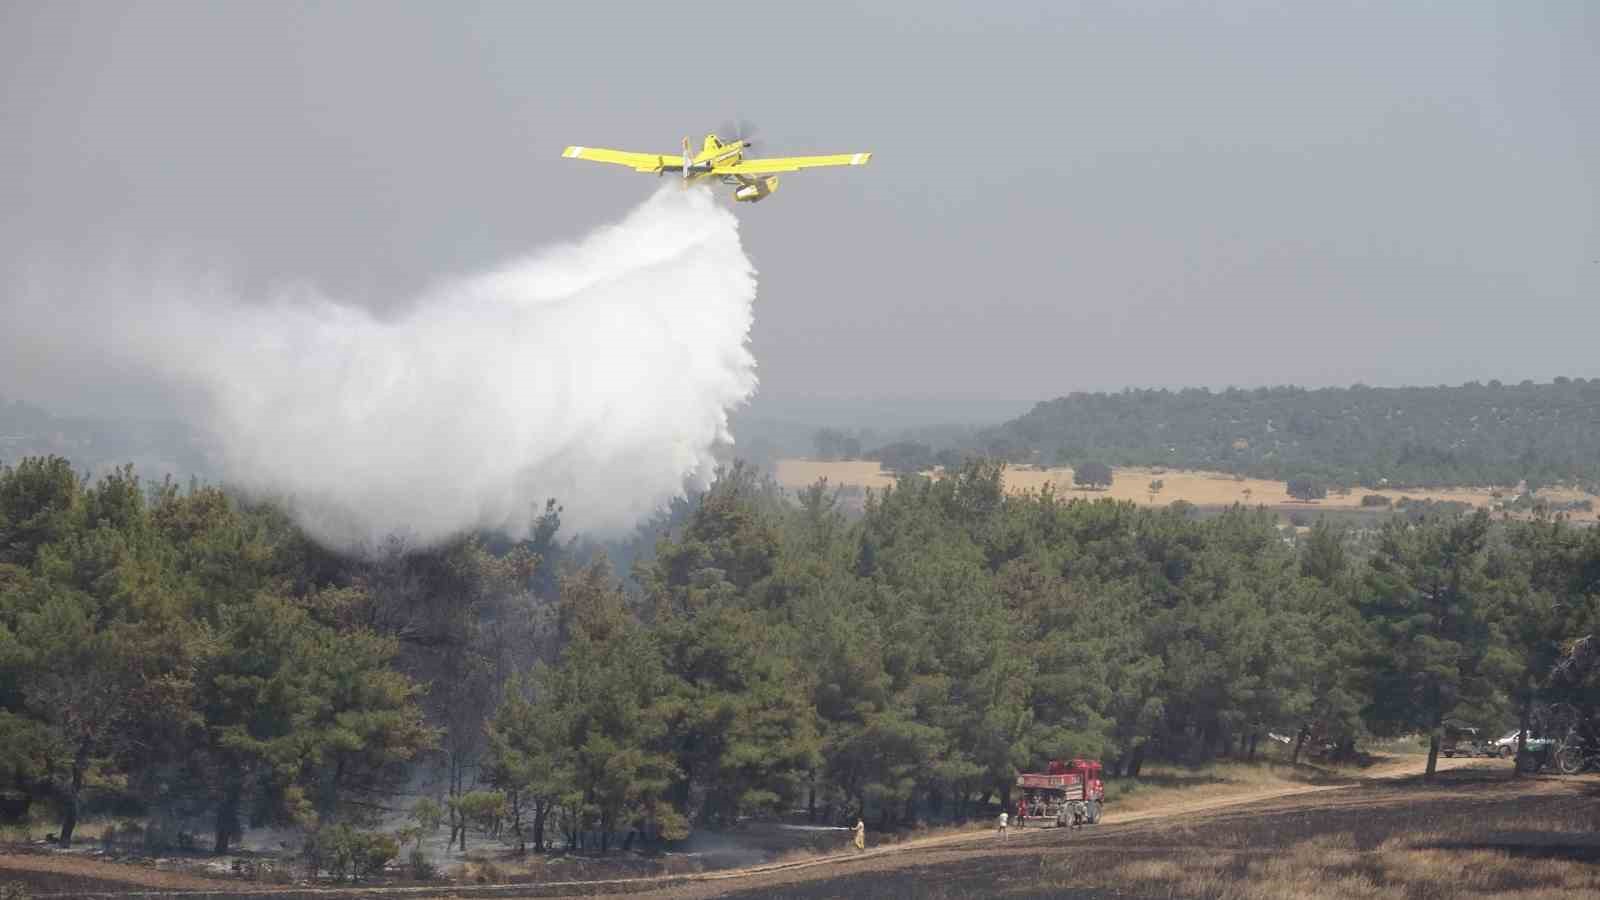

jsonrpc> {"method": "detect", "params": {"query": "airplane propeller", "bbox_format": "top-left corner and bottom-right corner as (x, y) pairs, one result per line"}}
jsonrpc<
(719, 116), (760, 151)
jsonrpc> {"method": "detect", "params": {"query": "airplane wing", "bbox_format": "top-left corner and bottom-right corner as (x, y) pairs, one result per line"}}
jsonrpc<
(562, 146), (681, 172)
(712, 152), (872, 175)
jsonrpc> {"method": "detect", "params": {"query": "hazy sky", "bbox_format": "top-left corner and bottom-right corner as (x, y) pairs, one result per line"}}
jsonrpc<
(3, 1), (1596, 425)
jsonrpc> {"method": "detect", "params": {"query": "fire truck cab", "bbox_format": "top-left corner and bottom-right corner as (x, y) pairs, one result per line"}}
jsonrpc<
(1015, 758), (1105, 828)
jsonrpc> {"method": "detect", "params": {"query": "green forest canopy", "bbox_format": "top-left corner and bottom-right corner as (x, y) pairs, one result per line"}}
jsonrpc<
(1, 454), (1597, 857)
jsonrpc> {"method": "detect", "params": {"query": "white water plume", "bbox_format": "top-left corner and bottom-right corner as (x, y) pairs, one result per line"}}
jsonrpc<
(4, 186), (758, 550)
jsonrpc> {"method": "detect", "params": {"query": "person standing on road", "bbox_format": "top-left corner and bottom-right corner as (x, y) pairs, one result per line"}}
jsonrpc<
(997, 810), (1009, 841)
(852, 818), (865, 851)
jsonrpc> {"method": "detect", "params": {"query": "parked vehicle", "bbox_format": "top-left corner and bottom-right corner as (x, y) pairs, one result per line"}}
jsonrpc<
(1015, 759), (1105, 829)
(1498, 732), (1557, 771)
(1441, 724), (1494, 758)
(1492, 730), (1519, 757)
(1516, 739), (1558, 773)
(1516, 703), (1597, 774)
(1491, 729), (1554, 758)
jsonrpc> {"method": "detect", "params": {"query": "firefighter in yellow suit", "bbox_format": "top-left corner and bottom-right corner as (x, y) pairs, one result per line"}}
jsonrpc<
(852, 819), (866, 850)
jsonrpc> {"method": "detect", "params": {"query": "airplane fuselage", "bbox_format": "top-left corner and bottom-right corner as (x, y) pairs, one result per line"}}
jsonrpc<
(679, 135), (736, 173)
(684, 134), (780, 202)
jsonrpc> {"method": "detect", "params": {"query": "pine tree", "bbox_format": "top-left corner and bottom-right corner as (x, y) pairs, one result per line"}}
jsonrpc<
(1361, 512), (1507, 778)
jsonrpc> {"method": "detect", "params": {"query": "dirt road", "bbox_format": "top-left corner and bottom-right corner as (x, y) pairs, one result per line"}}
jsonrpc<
(12, 754), (1512, 899)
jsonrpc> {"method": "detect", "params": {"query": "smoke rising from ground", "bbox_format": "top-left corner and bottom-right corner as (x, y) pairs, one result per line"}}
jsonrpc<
(3, 186), (758, 550)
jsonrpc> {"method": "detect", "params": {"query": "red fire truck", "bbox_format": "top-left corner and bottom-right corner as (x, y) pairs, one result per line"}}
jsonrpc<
(1015, 759), (1105, 828)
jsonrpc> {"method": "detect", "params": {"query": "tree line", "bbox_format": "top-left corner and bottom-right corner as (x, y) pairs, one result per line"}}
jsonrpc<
(971, 379), (1600, 488)
(0, 458), (440, 852)
(1, 454), (1596, 858)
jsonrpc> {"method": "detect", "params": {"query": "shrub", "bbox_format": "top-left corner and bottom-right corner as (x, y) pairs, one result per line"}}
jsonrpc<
(468, 859), (504, 884)
(306, 826), (398, 882)
(1286, 474), (1327, 501)
(1074, 461), (1113, 489)
(450, 790), (508, 840)
(409, 848), (436, 881)
(410, 797), (444, 836)
(1401, 498), (1474, 521)
(351, 831), (398, 881)
(872, 441), (936, 475)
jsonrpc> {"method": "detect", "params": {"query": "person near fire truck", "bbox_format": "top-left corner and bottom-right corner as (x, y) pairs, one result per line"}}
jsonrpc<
(852, 818), (865, 851)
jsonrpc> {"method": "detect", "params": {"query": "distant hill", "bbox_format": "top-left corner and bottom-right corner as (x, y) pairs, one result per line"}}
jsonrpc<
(979, 379), (1600, 489)
(0, 396), (214, 483)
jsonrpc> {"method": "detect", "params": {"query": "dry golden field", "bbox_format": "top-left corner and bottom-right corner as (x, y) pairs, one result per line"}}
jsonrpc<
(773, 460), (1600, 522)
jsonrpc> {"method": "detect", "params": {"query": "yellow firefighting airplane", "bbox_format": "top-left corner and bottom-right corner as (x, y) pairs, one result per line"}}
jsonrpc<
(561, 133), (871, 203)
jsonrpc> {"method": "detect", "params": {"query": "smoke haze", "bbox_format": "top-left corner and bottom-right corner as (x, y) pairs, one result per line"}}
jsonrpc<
(3, 185), (758, 550)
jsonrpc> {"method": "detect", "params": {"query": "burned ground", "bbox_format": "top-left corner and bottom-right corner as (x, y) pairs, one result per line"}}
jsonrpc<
(6, 766), (1598, 899)
(641, 768), (1600, 900)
